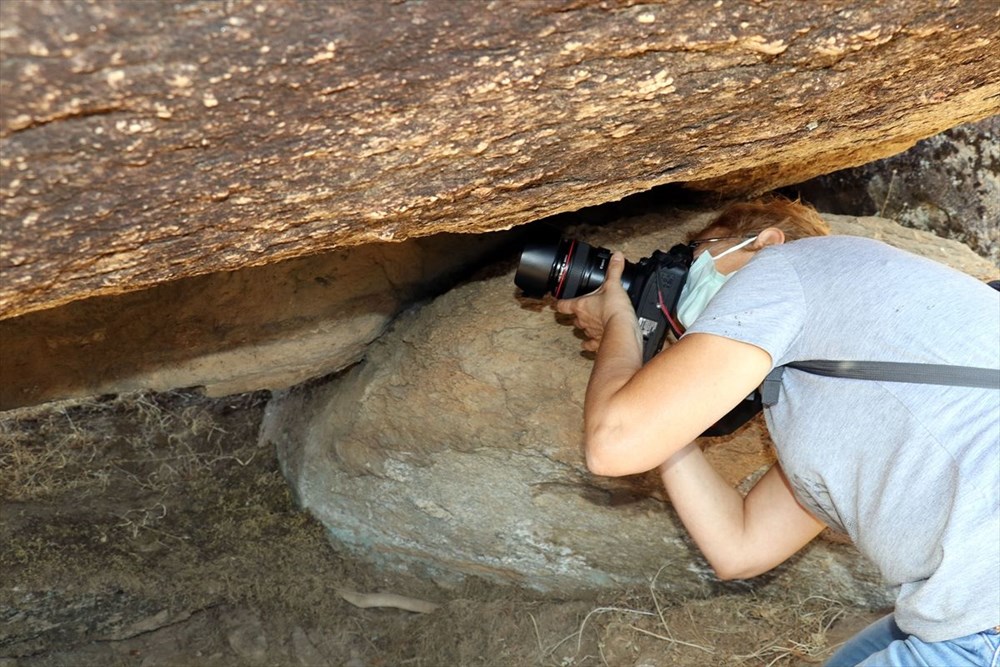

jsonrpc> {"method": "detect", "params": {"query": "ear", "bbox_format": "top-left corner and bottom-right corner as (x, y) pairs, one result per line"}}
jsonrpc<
(754, 227), (785, 249)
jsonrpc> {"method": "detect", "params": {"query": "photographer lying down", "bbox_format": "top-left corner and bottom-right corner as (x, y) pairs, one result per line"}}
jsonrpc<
(530, 197), (999, 666)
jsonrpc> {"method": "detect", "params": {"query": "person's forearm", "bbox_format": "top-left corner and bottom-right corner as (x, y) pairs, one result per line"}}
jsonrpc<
(582, 310), (644, 471)
(584, 310), (643, 411)
(658, 443), (749, 580)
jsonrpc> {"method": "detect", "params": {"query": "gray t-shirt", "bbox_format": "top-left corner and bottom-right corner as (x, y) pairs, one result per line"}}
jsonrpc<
(685, 235), (1000, 642)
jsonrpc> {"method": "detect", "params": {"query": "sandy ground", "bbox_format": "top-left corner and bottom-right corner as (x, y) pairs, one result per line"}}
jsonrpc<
(0, 390), (883, 667)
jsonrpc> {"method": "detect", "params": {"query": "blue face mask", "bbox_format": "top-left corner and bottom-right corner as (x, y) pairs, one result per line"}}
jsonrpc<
(676, 236), (757, 329)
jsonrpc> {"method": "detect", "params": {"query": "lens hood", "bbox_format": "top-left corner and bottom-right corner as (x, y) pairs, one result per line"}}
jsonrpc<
(514, 238), (562, 298)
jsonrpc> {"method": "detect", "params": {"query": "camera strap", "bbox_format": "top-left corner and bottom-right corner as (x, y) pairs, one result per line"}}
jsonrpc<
(762, 280), (1000, 405)
(705, 281), (1000, 436)
(760, 361), (1000, 407)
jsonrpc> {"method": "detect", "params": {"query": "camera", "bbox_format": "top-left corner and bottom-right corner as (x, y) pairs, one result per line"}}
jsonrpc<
(514, 234), (692, 363)
(514, 233), (765, 437)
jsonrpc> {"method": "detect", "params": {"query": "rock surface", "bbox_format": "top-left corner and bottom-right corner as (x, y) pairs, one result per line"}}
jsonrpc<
(789, 116), (1000, 264)
(2, 0), (998, 318)
(0, 232), (513, 410)
(261, 210), (997, 602)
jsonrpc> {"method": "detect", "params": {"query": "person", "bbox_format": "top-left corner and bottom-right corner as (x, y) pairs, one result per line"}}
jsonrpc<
(552, 196), (1000, 667)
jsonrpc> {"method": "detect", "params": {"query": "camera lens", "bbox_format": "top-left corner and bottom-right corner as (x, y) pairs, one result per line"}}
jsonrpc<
(558, 241), (612, 299)
(515, 236), (634, 299)
(513, 237), (564, 298)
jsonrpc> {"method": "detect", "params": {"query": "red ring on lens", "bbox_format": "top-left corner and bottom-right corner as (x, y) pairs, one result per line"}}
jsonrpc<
(554, 239), (576, 298)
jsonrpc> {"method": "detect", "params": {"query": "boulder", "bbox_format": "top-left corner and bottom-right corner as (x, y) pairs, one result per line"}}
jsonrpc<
(260, 209), (996, 601)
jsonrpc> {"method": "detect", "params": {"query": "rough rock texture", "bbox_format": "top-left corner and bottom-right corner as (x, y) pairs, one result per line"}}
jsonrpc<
(789, 116), (1000, 264)
(261, 209), (997, 601)
(0, 231), (514, 411)
(2, 0), (999, 319)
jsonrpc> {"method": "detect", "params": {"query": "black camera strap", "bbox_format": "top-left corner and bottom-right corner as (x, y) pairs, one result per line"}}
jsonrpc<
(760, 361), (1000, 407)
(707, 359), (997, 436)
(757, 280), (1000, 408)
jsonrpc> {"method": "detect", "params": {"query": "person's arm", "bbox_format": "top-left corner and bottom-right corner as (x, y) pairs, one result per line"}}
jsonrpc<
(555, 253), (773, 475)
(659, 450), (827, 579)
(581, 331), (772, 475)
(555, 250), (820, 578)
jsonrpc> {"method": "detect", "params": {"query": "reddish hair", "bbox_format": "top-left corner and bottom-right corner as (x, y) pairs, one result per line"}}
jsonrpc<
(693, 196), (830, 242)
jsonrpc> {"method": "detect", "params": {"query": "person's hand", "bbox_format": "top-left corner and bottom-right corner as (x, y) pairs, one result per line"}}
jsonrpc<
(553, 252), (636, 352)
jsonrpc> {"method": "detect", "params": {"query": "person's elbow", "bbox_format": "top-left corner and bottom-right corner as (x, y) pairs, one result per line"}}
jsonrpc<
(711, 562), (752, 582)
(583, 404), (693, 476)
(709, 554), (769, 582)
(583, 418), (633, 477)
(583, 414), (669, 477)
(583, 422), (622, 477)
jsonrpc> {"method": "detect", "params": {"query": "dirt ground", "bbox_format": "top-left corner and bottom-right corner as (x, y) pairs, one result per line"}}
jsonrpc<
(0, 390), (884, 667)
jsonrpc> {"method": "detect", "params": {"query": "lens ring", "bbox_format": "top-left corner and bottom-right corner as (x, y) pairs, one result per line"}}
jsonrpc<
(553, 240), (576, 298)
(561, 242), (592, 299)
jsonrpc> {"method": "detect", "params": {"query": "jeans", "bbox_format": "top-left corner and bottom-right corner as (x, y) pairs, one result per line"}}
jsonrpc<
(825, 614), (1000, 667)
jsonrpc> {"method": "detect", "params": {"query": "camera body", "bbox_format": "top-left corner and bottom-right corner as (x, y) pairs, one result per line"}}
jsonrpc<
(514, 235), (693, 363)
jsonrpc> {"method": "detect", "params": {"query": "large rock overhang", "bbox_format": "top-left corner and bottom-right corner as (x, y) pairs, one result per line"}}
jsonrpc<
(2, 0), (999, 319)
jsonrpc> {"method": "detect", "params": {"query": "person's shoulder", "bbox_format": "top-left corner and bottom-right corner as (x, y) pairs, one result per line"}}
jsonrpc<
(767, 234), (900, 263)
(781, 235), (888, 252)
(771, 235), (988, 292)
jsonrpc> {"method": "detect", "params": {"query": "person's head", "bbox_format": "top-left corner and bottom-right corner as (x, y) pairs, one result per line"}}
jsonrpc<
(674, 196), (829, 329)
(687, 196), (830, 274)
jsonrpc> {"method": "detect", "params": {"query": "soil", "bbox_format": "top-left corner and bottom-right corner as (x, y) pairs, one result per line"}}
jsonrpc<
(0, 390), (884, 667)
